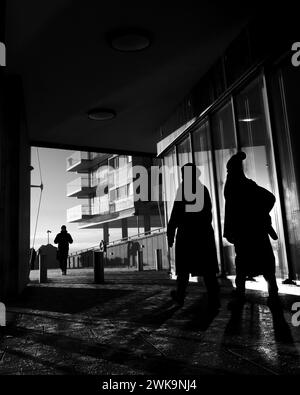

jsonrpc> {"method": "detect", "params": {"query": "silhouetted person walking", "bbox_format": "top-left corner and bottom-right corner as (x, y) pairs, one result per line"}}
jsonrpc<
(54, 225), (73, 275)
(167, 163), (220, 310)
(223, 152), (280, 310)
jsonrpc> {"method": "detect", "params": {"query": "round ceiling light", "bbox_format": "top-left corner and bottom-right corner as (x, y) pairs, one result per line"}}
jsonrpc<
(87, 108), (116, 121)
(109, 29), (151, 52)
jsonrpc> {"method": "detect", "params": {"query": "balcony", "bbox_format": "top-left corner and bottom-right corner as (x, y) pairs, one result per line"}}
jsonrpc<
(66, 152), (90, 173)
(66, 151), (111, 173)
(67, 176), (96, 198)
(67, 205), (92, 223)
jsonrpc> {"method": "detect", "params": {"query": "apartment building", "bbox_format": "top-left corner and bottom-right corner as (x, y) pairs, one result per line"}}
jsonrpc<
(66, 151), (165, 245)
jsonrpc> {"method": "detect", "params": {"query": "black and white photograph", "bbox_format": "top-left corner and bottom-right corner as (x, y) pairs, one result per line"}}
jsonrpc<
(0, 0), (300, 389)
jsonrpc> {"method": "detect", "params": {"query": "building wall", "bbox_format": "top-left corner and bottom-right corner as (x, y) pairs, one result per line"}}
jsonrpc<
(0, 73), (30, 300)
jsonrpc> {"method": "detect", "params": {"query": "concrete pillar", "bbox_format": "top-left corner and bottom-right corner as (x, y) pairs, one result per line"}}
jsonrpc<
(0, 74), (30, 300)
(121, 218), (128, 240)
(143, 215), (151, 235)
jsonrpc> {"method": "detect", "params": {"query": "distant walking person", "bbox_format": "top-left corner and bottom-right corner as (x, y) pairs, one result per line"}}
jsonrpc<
(54, 225), (73, 275)
(167, 163), (220, 310)
(224, 152), (280, 310)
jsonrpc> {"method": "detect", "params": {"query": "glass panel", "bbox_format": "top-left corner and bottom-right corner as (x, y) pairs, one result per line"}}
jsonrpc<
(269, 63), (300, 279)
(163, 146), (179, 221)
(177, 135), (192, 167)
(211, 101), (237, 273)
(192, 121), (221, 266)
(163, 146), (179, 274)
(235, 76), (287, 276)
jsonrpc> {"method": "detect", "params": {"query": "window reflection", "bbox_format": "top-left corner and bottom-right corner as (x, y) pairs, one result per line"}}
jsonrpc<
(192, 121), (221, 266)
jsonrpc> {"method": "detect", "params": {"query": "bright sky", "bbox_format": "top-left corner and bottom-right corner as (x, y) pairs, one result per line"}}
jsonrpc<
(30, 147), (121, 253)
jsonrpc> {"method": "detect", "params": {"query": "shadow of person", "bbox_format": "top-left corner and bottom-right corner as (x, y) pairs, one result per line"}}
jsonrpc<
(133, 299), (182, 326)
(194, 308), (220, 332)
(224, 305), (244, 336)
(181, 296), (220, 332)
(269, 304), (294, 343)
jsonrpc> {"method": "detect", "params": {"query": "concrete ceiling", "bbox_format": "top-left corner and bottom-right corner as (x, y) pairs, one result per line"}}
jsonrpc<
(6, 1), (257, 155)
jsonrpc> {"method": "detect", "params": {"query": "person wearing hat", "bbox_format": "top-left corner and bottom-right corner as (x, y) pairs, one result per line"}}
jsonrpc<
(167, 163), (220, 310)
(54, 225), (73, 275)
(223, 152), (280, 310)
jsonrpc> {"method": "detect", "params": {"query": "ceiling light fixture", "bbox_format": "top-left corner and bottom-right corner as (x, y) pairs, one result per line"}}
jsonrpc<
(108, 28), (151, 52)
(239, 117), (259, 123)
(87, 108), (116, 121)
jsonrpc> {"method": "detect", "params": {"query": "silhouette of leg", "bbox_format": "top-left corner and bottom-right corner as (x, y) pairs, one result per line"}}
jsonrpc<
(171, 272), (189, 306)
(203, 273), (220, 310)
(235, 270), (246, 299)
(264, 271), (280, 309)
(59, 258), (63, 273)
(228, 270), (246, 310)
(61, 257), (67, 275)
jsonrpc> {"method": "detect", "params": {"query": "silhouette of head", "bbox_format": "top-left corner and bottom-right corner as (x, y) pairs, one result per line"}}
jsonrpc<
(181, 163), (201, 181)
(226, 152), (246, 176)
(61, 225), (67, 231)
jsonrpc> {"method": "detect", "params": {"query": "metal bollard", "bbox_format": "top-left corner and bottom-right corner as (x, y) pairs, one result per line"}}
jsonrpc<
(137, 250), (143, 271)
(39, 254), (47, 283)
(155, 249), (163, 271)
(94, 251), (105, 284)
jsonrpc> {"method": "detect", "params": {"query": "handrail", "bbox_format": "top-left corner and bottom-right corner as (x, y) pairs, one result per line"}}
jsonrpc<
(68, 227), (166, 258)
(107, 227), (166, 246)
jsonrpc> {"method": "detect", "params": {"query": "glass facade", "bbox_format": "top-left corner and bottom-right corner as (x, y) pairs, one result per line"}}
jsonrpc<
(268, 60), (300, 278)
(162, 72), (292, 278)
(211, 101), (237, 273)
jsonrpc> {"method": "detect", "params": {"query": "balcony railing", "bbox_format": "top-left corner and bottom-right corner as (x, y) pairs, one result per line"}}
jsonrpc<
(66, 152), (90, 172)
(67, 204), (92, 223)
(66, 151), (110, 173)
(67, 176), (95, 198)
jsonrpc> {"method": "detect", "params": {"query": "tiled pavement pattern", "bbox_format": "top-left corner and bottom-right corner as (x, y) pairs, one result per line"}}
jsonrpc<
(0, 269), (300, 375)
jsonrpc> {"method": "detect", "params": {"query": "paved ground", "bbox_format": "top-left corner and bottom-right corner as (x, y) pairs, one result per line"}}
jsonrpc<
(0, 269), (300, 375)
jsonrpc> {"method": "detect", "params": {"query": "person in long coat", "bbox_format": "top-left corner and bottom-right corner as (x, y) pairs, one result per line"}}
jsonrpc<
(54, 225), (73, 275)
(223, 152), (280, 309)
(167, 163), (219, 309)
